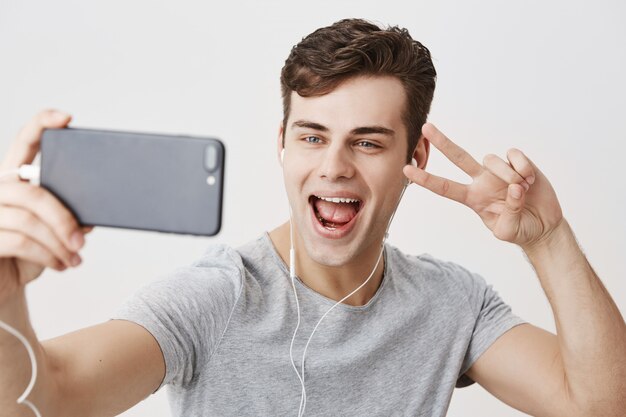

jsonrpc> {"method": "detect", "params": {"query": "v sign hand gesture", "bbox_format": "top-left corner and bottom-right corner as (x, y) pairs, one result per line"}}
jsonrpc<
(403, 123), (564, 251)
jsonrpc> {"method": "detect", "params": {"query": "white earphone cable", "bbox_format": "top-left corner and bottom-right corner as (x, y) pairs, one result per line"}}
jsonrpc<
(288, 180), (408, 417)
(287, 206), (307, 415)
(0, 320), (42, 417)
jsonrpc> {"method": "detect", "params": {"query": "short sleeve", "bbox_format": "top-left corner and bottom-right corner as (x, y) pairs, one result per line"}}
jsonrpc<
(455, 270), (526, 388)
(112, 244), (243, 390)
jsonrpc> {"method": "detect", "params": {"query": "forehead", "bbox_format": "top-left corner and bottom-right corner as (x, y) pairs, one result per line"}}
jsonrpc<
(288, 76), (407, 134)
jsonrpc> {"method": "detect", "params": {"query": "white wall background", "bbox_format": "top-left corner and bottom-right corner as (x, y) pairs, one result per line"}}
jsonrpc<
(1, 0), (624, 416)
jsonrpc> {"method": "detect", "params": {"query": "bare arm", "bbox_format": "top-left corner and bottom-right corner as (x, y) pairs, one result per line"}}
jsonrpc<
(404, 124), (626, 416)
(1, 291), (165, 417)
(526, 220), (626, 414)
(0, 110), (165, 416)
(467, 220), (626, 416)
(43, 320), (165, 417)
(523, 220), (626, 414)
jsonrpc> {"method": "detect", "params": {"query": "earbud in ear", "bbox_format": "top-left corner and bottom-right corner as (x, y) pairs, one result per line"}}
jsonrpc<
(404, 158), (418, 186)
(280, 149), (285, 165)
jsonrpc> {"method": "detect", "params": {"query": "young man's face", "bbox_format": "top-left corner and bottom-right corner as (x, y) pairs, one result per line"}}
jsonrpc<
(279, 75), (418, 267)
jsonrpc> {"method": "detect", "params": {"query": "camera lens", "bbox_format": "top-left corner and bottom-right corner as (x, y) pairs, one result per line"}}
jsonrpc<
(204, 145), (218, 172)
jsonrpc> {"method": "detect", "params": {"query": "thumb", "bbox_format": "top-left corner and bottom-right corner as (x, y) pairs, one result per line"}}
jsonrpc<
(1, 109), (72, 170)
(493, 183), (526, 242)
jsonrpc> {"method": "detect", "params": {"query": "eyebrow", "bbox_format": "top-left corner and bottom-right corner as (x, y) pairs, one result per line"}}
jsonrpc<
(291, 120), (395, 137)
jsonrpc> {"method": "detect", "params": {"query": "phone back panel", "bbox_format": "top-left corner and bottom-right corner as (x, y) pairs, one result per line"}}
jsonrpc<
(40, 128), (225, 236)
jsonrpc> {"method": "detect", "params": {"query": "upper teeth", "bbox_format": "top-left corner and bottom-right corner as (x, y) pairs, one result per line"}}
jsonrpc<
(317, 196), (359, 203)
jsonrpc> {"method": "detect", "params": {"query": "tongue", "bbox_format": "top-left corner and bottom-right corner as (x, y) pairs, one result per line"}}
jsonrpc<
(314, 199), (358, 224)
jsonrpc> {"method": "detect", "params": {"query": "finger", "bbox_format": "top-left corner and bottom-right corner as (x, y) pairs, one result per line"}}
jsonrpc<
(0, 231), (67, 274)
(81, 226), (95, 234)
(0, 206), (80, 268)
(506, 148), (536, 185)
(0, 109), (72, 170)
(403, 165), (468, 203)
(483, 154), (530, 191)
(422, 123), (483, 178)
(0, 182), (84, 252)
(492, 183), (526, 242)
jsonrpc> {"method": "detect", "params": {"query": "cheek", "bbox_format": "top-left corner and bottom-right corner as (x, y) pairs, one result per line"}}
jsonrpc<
(363, 174), (405, 214)
(282, 160), (310, 196)
(364, 166), (404, 192)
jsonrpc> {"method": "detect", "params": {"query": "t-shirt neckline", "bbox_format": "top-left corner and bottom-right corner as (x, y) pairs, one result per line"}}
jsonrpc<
(261, 232), (390, 311)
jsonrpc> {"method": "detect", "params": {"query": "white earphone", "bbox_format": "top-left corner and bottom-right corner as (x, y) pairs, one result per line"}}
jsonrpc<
(405, 157), (418, 186)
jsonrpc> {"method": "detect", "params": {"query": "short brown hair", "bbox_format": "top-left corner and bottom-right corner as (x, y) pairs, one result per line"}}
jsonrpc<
(280, 18), (437, 162)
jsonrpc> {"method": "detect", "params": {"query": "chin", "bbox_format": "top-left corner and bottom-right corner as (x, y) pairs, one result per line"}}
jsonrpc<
(299, 224), (376, 268)
(303, 241), (358, 267)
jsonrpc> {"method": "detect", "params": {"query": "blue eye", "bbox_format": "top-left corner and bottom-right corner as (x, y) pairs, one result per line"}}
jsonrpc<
(304, 136), (321, 144)
(357, 141), (377, 148)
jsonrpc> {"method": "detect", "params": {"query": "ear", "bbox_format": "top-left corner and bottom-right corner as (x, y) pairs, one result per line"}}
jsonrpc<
(277, 122), (285, 166)
(412, 134), (430, 170)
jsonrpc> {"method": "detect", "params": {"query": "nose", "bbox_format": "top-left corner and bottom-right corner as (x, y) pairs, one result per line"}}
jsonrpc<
(318, 144), (355, 181)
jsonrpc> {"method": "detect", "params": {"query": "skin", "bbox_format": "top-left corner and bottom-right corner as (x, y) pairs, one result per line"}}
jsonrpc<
(269, 76), (429, 306)
(0, 74), (624, 416)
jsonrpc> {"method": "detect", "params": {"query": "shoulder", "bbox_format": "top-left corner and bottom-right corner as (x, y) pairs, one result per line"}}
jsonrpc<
(387, 244), (483, 283)
(137, 243), (245, 306)
(190, 242), (246, 278)
(386, 245), (489, 312)
(156, 234), (278, 301)
(234, 234), (287, 278)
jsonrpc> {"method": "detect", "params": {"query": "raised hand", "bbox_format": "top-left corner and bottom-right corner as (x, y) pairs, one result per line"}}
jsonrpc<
(403, 123), (564, 250)
(0, 110), (91, 305)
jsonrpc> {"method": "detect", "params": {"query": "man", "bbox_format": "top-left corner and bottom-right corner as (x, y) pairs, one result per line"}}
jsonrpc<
(0, 18), (624, 417)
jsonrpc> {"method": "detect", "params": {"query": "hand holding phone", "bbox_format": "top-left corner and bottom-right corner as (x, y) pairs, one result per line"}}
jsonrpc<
(0, 110), (87, 302)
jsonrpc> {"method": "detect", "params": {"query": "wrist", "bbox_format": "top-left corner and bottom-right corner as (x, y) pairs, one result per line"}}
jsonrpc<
(522, 218), (572, 258)
(0, 285), (27, 324)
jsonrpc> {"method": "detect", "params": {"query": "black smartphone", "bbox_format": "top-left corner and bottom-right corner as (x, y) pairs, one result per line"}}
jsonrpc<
(40, 127), (225, 236)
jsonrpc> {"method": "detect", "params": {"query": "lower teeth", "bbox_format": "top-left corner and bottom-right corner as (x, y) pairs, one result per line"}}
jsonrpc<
(317, 215), (338, 229)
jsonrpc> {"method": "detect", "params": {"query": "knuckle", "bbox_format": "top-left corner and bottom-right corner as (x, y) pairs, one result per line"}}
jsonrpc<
(30, 187), (57, 213)
(421, 172), (432, 185)
(17, 210), (38, 230)
(22, 187), (78, 235)
(506, 202), (523, 215)
(46, 234), (71, 261)
(41, 253), (58, 270)
(482, 153), (496, 165)
(20, 110), (48, 134)
(49, 214), (77, 238)
(12, 233), (30, 251)
(60, 211), (79, 232)
(54, 246), (72, 266)
(37, 109), (57, 122)
(441, 179), (450, 196)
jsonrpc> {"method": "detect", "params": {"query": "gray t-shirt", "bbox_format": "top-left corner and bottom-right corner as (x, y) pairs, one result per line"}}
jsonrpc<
(114, 234), (525, 416)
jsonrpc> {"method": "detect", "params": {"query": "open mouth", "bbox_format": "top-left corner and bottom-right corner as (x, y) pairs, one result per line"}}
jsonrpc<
(309, 195), (363, 232)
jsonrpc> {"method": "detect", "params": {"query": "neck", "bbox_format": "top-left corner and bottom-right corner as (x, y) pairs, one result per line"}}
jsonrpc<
(268, 221), (386, 307)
